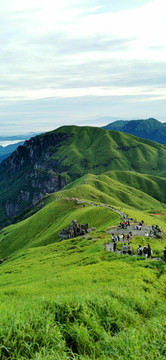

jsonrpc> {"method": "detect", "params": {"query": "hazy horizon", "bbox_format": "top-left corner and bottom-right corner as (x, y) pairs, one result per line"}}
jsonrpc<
(0, 116), (166, 138)
(0, 0), (166, 135)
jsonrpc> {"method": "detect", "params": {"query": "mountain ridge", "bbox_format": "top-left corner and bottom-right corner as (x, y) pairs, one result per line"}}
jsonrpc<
(0, 125), (166, 226)
(103, 118), (166, 143)
(0, 128), (166, 360)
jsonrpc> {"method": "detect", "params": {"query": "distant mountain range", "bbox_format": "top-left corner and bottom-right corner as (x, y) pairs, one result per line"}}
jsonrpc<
(0, 125), (166, 226)
(0, 132), (38, 142)
(103, 118), (166, 144)
(0, 133), (39, 163)
(0, 142), (24, 163)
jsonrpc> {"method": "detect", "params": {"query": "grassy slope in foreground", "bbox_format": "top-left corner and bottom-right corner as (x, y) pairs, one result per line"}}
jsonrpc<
(1, 168), (166, 258)
(0, 197), (166, 359)
(0, 171), (166, 359)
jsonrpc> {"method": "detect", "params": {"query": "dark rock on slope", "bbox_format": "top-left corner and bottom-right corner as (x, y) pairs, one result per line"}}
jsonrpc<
(0, 131), (71, 224)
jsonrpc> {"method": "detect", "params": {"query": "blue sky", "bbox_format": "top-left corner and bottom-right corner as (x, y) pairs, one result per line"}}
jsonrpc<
(0, 0), (166, 135)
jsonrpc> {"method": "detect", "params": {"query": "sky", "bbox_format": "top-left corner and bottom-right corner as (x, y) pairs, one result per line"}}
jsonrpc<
(0, 0), (166, 135)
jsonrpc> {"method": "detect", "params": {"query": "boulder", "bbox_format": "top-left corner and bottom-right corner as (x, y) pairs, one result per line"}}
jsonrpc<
(58, 220), (95, 241)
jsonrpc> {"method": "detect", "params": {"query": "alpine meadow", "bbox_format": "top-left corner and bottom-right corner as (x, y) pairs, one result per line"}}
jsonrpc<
(1, 0), (166, 358)
(0, 125), (166, 359)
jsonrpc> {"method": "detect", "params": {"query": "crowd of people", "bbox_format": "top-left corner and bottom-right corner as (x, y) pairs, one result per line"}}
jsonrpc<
(109, 213), (166, 260)
(111, 241), (166, 262)
(137, 244), (152, 257)
(112, 232), (132, 243)
(121, 243), (132, 255)
(118, 218), (133, 229)
(111, 241), (153, 257)
(112, 241), (153, 257)
(111, 232), (153, 256)
(111, 239), (166, 261)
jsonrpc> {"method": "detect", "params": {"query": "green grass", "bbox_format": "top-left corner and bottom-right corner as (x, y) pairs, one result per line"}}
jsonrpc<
(0, 229), (165, 359)
(58, 171), (166, 211)
(102, 171), (166, 203)
(1, 125), (166, 225)
(0, 195), (165, 360)
(0, 199), (120, 258)
(103, 118), (166, 144)
(0, 160), (166, 358)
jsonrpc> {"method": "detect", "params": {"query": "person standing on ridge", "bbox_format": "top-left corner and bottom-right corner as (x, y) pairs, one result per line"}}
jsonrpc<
(128, 243), (132, 255)
(122, 243), (127, 254)
(143, 246), (148, 258)
(147, 244), (152, 258)
(113, 239), (117, 252)
(137, 245), (143, 255)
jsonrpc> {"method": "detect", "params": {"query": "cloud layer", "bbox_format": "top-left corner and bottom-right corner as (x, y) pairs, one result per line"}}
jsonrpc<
(0, 0), (166, 134)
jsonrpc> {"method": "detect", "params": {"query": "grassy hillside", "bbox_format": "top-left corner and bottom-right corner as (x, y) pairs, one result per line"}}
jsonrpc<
(0, 127), (166, 358)
(0, 191), (166, 359)
(103, 118), (166, 144)
(1, 125), (166, 226)
(48, 125), (166, 177)
(103, 120), (129, 131)
(60, 172), (166, 210)
(0, 198), (120, 258)
(98, 171), (166, 203)
(1, 168), (166, 258)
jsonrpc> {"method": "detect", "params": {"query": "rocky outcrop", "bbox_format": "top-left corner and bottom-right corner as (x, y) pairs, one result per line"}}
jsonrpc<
(5, 170), (68, 218)
(5, 190), (43, 218)
(0, 131), (71, 222)
(58, 220), (96, 241)
(1, 131), (70, 178)
(5, 201), (21, 218)
(29, 170), (67, 193)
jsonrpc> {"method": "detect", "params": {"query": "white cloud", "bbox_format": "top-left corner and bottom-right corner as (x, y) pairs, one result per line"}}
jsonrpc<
(1, 85), (165, 102)
(0, 0), (166, 133)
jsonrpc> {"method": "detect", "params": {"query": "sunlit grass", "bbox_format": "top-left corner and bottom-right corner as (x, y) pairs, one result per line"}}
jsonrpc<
(0, 166), (166, 359)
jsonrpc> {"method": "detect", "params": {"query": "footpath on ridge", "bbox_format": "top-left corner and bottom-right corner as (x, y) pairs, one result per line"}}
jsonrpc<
(71, 198), (164, 260)
(61, 197), (163, 240)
